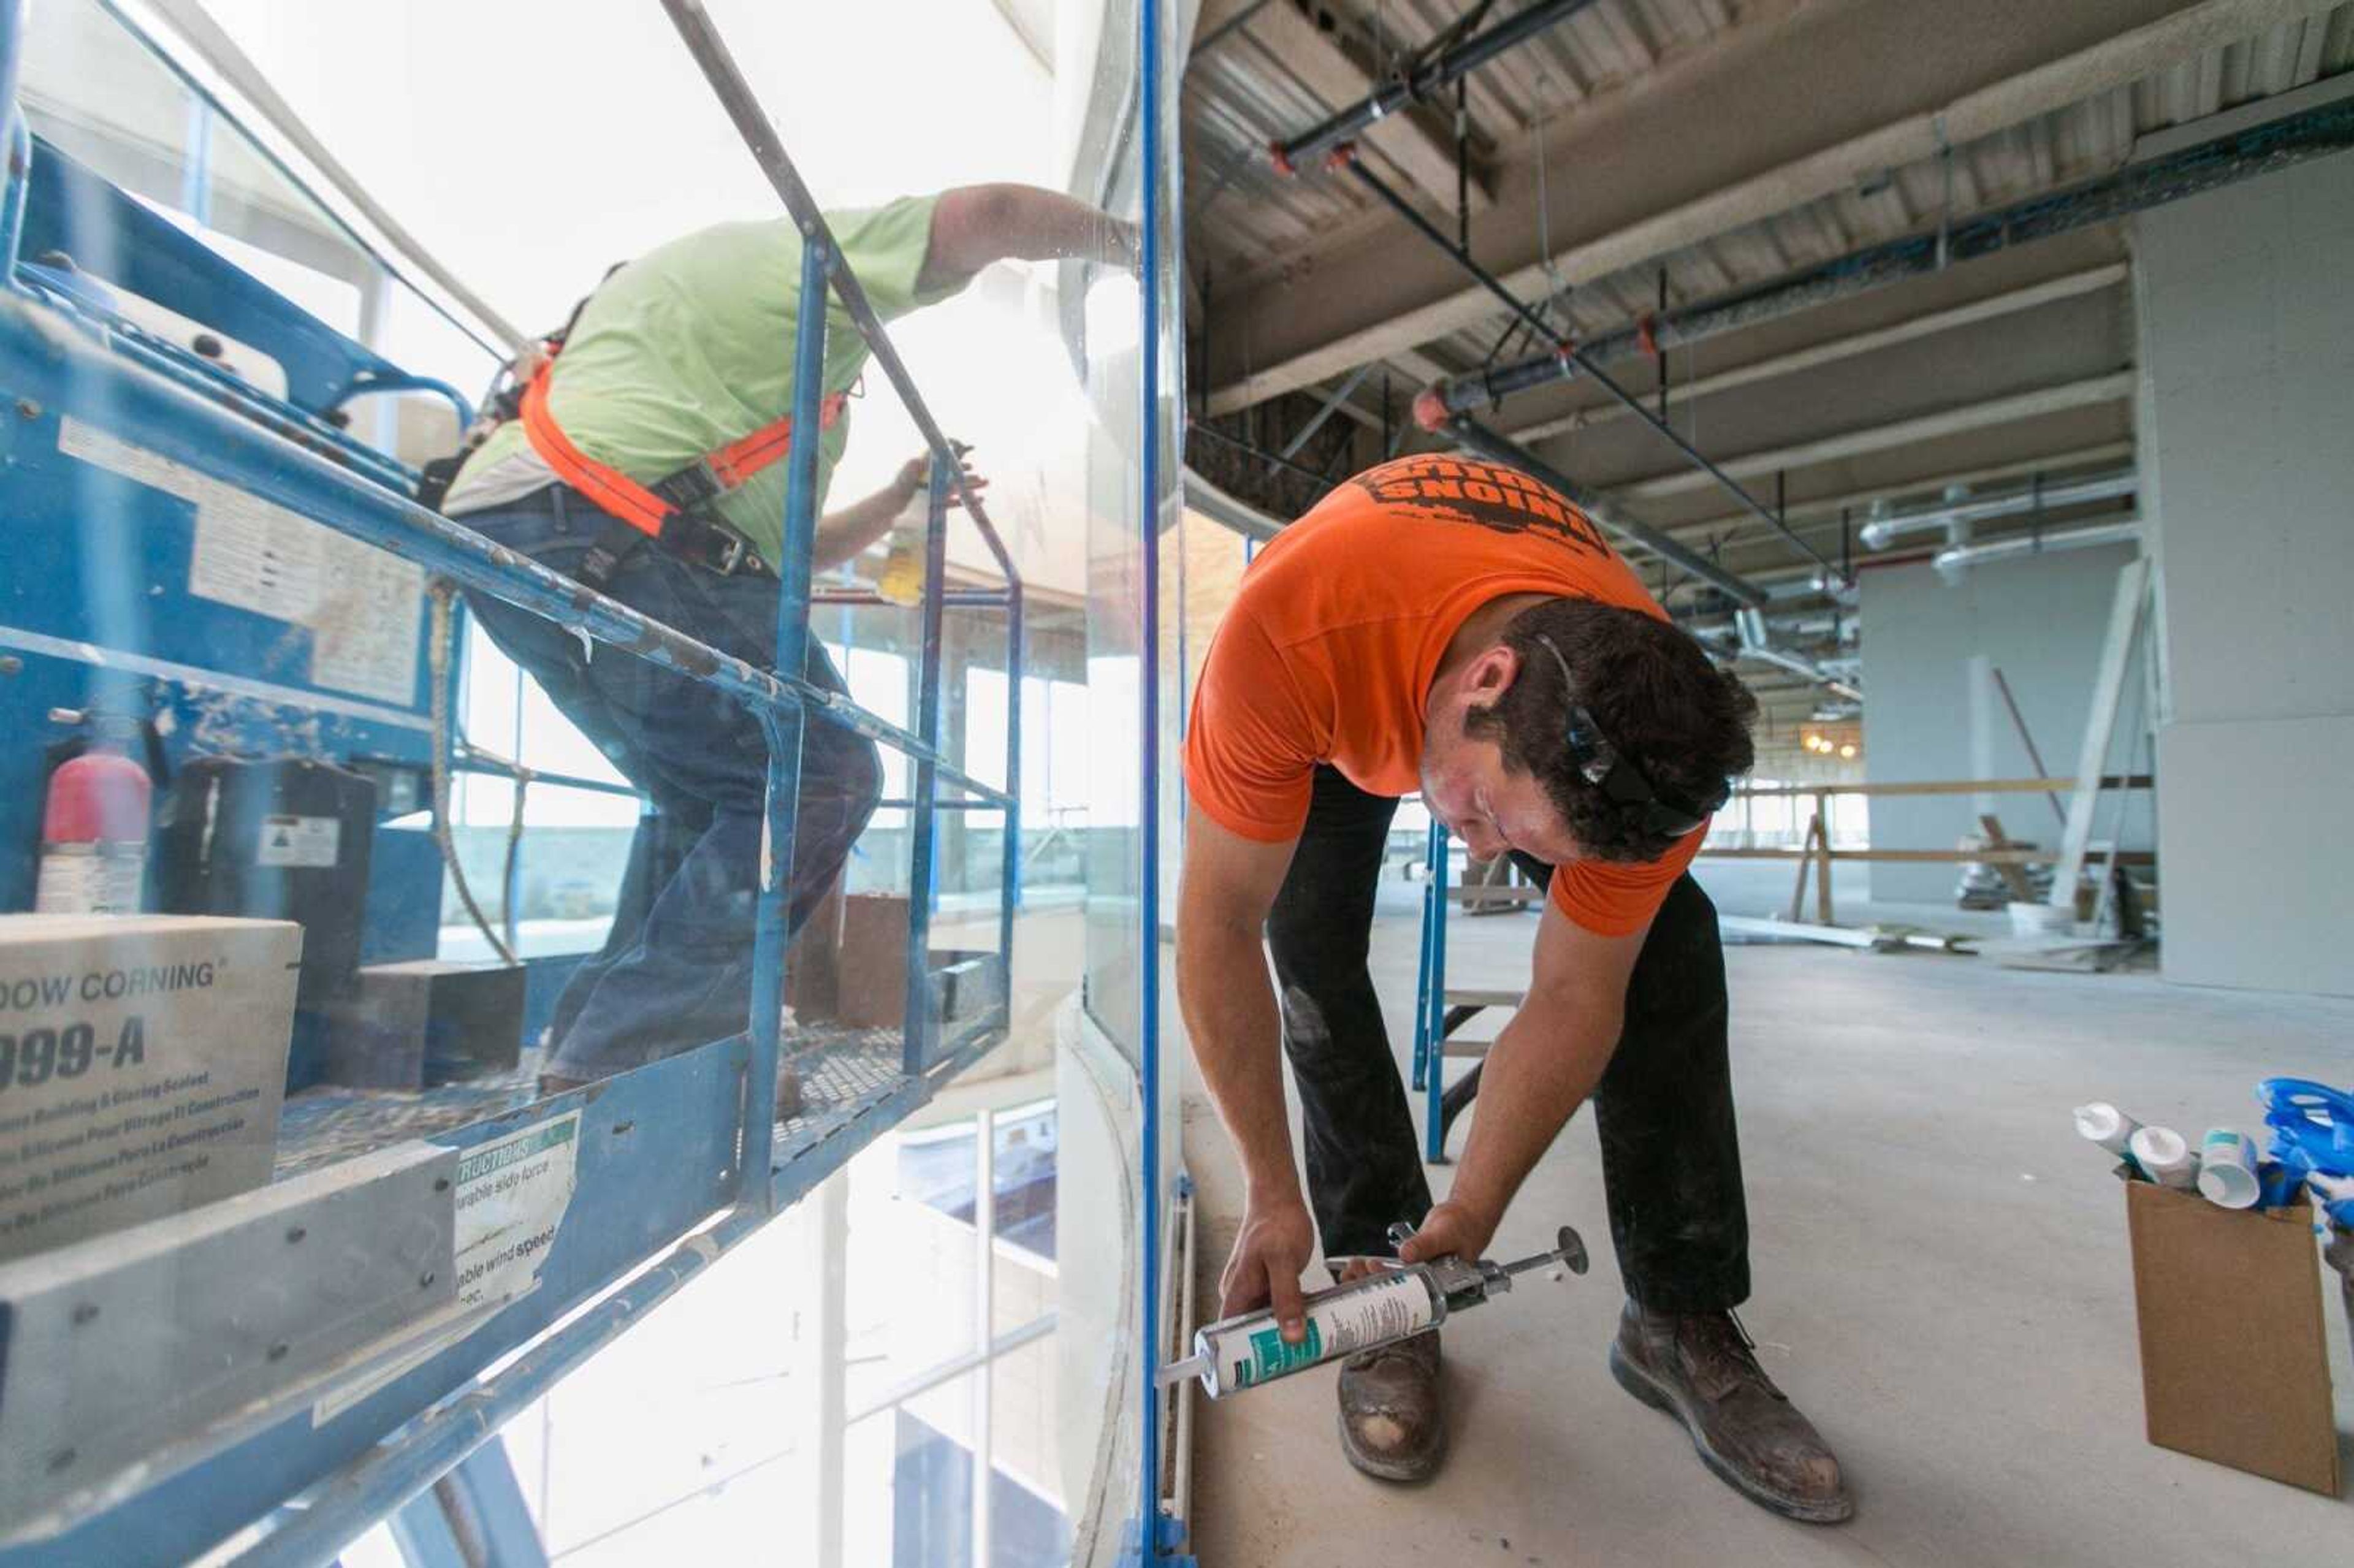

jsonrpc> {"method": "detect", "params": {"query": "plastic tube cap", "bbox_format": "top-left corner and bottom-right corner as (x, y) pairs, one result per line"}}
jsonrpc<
(2073, 1103), (2128, 1146)
(2128, 1125), (2200, 1189)
(2197, 1161), (2260, 1209)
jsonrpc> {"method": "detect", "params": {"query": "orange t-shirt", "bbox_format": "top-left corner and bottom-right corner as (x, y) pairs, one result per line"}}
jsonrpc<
(1183, 453), (1705, 937)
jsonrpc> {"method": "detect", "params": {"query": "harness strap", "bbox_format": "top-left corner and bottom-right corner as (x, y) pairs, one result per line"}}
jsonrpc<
(518, 361), (847, 537)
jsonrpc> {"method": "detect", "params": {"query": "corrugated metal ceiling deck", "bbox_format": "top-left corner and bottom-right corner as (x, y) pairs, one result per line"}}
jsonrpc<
(1186, 1), (2354, 386)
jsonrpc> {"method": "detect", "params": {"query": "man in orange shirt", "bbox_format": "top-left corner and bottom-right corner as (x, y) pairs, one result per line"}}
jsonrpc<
(1178, 454), (1849, 1520)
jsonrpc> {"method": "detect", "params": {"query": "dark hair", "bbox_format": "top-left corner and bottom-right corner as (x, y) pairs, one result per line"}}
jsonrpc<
(1464, 599), (1758, 863)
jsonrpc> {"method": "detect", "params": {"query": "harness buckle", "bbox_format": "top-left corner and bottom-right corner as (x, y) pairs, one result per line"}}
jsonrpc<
(649, 459), (725, 511)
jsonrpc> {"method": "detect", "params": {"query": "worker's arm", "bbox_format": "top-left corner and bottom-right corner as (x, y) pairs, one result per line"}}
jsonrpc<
(917, 184), (1142, 294)
(1398, 899), (1646, 1268)
(809, 447), (986, 571)
(1176, 805), (1317, 1341)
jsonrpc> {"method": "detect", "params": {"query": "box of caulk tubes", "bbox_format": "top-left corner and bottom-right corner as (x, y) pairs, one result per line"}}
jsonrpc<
(0, 914), (300, 1263)
(2125, 1181), (2341, 1496)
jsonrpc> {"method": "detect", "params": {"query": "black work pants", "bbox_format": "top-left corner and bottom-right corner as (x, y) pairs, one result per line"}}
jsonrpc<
(1264, 765), (1751, 1312)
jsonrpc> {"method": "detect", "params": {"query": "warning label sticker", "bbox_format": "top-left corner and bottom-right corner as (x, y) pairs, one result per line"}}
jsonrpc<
(307, 535), (425, 704)
(255, 814), (340, 869)
(58, 417), (424, 705)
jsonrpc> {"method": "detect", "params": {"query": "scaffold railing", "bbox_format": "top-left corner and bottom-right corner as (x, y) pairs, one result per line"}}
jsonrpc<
(0, 0), (1031, 1558)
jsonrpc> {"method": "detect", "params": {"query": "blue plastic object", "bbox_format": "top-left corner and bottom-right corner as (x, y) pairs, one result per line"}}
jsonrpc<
(2258, 1077), (2354, 1226)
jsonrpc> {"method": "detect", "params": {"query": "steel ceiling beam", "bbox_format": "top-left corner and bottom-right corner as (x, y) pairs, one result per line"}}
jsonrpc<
(1433, 97), (2354, 419)
(1615, 372), (2135, 503)
(1501, 263), (2128, 443)
(1210, 0), (2347, 414)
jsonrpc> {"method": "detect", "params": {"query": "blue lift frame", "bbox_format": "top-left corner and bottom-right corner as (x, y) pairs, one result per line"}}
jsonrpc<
(1130, 0), (1193, 1560)
(1409, 822), (1453, 1164)
(0, 0), (1081, 1560)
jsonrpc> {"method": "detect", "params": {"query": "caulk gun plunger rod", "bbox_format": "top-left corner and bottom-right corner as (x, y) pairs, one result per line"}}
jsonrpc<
(1500, 1225), (1591, 1277)
(1157, 1352), (1209, 1387)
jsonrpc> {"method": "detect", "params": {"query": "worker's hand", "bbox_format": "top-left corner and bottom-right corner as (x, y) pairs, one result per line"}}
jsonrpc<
(1396, 1200), (1498, 1268)
(894, 443), (989, 509)
(1107, 216), (1145, 273)
(1220, 1192), (1316, 1344)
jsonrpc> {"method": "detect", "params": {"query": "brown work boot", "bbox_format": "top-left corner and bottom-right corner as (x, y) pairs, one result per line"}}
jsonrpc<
(1609, 1301), (1852, 1523)
(1336, 1329), (1445, 1482)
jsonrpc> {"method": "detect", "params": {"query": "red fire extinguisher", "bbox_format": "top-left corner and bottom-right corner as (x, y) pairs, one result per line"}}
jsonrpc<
(36, 722), (153, 915)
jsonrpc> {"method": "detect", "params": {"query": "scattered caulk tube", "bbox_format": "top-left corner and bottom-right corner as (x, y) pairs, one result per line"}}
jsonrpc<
(2127, 1125), (2201, 1190)
(2074, 1102), (2145, 1176)
(1158, 1223), (1589, 1400)
(2195, 1128), (2260, 1209)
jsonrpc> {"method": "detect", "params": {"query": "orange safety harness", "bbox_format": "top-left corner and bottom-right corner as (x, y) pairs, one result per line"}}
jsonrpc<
(517, 359), (848, 549)
(421, 267), (853, 584)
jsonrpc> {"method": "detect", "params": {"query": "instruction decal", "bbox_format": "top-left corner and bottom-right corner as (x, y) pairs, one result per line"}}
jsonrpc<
(309, 1110), (582, 1426)
(452, 1109), (581, 1312)
(58, 417), (424, 704)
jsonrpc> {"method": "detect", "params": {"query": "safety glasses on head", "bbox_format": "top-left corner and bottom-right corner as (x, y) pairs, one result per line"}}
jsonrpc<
(1533, 635), (1727, 840)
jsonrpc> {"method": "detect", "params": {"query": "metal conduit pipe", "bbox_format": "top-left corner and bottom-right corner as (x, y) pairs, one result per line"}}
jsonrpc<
(1273, 0), (1602, 169)
(1425, 99), (2354, 421)
(1450, 416), (1770, 606)
(1931, 517), (2142, 577)
(1739, 642), (1864, 703)
(1732, 606), (1861, 702)
(1689, 611), (1857, 642)
(1857, 470), (2135, 549)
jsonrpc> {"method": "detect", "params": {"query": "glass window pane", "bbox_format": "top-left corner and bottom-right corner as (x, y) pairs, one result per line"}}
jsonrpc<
(992, 1099), (1057, 1263)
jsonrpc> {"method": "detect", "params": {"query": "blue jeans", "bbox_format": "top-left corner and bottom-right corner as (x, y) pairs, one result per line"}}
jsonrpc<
(457, 485), (881, 1079)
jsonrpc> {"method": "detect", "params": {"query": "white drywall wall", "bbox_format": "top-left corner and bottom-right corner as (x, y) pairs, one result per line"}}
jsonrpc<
(2134, 151), (2354, 995)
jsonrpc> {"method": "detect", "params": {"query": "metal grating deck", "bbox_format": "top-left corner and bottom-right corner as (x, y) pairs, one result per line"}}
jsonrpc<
(272, 1021), (925, 1180)
(775, 1026), (914, 1165)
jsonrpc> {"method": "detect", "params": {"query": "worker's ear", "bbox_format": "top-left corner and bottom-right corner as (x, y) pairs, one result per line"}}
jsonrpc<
(1461, 644), (1520, 713)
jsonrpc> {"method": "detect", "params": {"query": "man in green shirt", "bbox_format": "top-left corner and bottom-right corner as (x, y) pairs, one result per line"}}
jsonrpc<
(445, 185), (1134, 1091)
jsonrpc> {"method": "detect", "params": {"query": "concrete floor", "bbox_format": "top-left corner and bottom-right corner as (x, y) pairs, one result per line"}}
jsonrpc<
(1183, 870), (2354, 1567)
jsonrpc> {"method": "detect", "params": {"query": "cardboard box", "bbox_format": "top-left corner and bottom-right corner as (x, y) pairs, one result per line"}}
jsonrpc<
(836, 892), (910, 1030)
(0, 914), (301, 1263)
(2125, 1180), (2341, 1496)
(312, 959), (526, 1089)
(787, 873), (848, 1021)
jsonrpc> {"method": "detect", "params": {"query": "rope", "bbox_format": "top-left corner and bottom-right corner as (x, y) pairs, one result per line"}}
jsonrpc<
(503, 758), (531, 956)
(428, 580), (517, 965)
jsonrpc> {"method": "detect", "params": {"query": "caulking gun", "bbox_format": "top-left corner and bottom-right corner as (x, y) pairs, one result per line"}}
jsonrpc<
(1157, 1220), (1590, 1400)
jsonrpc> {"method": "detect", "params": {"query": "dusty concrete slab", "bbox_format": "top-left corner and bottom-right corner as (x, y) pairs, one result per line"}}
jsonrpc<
(1181, 876), (2354, 1567)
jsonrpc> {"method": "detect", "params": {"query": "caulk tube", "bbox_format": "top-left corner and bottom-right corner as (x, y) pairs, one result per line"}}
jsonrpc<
(1184, 1268), (1446, 1399)
(2195, 1128), (2260, 1209)
(2127, 1125), (2201, 1190)
(2073, 1102), (2144, 1173)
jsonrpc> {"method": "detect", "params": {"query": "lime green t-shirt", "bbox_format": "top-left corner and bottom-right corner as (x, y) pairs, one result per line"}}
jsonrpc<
(447, 195), (948, 563)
